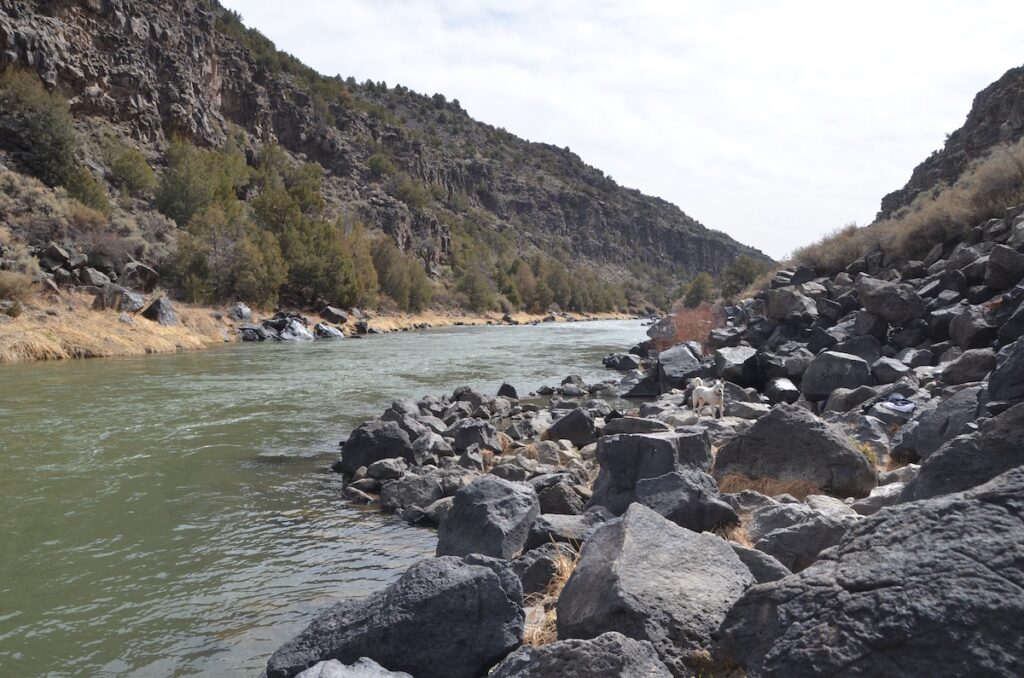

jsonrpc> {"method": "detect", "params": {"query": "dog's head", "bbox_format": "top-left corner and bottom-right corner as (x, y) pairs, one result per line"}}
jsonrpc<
(714, 381), (725, 397)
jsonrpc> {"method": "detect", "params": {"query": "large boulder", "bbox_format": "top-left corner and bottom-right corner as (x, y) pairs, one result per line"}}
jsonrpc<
(754, 512), (852, 572)
(990, 336), (1024, 403)
(634, 470), (738, 532)
(335, 421), (416, 475)
(902, 385), (983, 461)
(91, 283), (144, 313)
(543, 408), (596, 448)
(765, 287), (817, 323)
(436, 475), (539, 559)
(801, 351), (872, 401)
(588, 429), (713, 515)
(715, 467), (1024, 677)
(295, 658), (410, 678)
(524, 509), (611, 551)
(557, 504), (754, 676)
(901, 402), (1024, 501)
(940, 348), (995, 385)
(714, 346), (759, 386)
(265, 555), (524, 678)
(141, 297), (176, 326)
(657, 343), (702, 392)
(120, 261), (159, 292)
(984, 243), (1024, 289)
(713, 404), (877, 497)
(949, 304), (997, 349)
(857, 276), (925, 323)
(446, 418), (503, 453)
(490, 632), (671, 678)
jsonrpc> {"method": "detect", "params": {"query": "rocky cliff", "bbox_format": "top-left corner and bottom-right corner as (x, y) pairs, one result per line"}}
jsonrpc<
(879, 63), (1024, 219)
(0, 0), (766, 301)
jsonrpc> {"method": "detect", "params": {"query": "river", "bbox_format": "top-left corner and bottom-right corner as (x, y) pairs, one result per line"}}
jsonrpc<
(0, 319), (646, 677)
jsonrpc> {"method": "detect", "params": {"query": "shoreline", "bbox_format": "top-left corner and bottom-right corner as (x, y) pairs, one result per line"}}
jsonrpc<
(0, 290), (639, 365)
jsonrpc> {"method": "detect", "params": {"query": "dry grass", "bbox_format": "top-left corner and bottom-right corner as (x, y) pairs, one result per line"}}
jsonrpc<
(522, 548), (580, 647)
(717, 473), (822, 501)
(714, 520), (753, 548)
(0, 290), (231, 363)
(0, 271), (36, 303)
(793, 137), (1024, 274)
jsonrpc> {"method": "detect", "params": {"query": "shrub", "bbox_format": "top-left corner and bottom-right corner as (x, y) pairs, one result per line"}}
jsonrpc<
(0, 271), (35, 303)
(0, 69), (78, 186)
(371, 237), (432, 311)
(156, 137), (249, 227)
(367, 153), (396, 179)
(390, 172), (431, 210)
(105, 139), (157, 197)
(457, 264), (495, 312)
(720, 255), (772, 301)
(682, 272), (714, 308)
(66, 166), (111, 215)
(667, 303), (725, 350)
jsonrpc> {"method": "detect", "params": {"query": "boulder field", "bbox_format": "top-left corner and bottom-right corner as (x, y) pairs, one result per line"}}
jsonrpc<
(262, 213), (1024, 677)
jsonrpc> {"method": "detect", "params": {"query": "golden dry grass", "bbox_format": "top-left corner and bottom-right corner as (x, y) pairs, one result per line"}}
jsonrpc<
(717, 473), (822, 501)
(522, 547), (580, 647)
(792, 137), (1024, 274)
(714, 520), (753, 548)
(0, 290), (231, 363)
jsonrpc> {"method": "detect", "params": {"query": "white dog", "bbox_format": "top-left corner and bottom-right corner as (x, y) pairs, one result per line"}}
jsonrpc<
(691, 378), (725, 419)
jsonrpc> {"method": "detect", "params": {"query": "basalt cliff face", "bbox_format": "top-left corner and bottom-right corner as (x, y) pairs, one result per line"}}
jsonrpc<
(879, 64), (1024, 219)
(0, 0), (765, 294)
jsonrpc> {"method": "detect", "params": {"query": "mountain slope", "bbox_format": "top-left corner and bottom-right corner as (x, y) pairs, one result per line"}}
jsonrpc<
(878, 64), (1024, 219)
(0, 0), (765, 312)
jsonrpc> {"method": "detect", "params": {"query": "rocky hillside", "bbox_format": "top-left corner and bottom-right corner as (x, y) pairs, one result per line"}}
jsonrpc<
(879, 62), (1024, 219)
(0, 0), (765, 313)
(255, 197), (1024, 675)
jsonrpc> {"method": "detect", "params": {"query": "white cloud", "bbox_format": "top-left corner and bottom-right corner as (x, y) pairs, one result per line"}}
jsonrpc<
(222, 0), (1024, 259)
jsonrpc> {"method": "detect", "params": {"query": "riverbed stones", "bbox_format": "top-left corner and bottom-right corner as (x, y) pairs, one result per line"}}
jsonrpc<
(801, 351), (872, 400)
(556, 504), (754, 676)
(543, 408), (596, 448)
(335, 421), (416, 475)
(436, 475), (539, 559)
(295, 658), (411, 678)
(588, 429), (713, 515)
(265, 555), (524, 678)
(490, 632), (671, 678)
(713, 404), (877, 497)
(715, 467), (1024, 677)
(446, 418), (503, 453)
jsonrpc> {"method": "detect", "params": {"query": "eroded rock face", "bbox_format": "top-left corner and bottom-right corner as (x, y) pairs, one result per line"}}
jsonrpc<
(490, 632), (672, 678)
(715, 466), (1024, 677)
(266, 555), (524, 678)
(557, 504), (754, 677)
(713, 404), (877, 498)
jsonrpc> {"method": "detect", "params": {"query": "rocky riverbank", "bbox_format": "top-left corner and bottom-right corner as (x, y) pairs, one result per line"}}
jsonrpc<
(0, 276), (633, 363)
(260, 209), (1024, 677)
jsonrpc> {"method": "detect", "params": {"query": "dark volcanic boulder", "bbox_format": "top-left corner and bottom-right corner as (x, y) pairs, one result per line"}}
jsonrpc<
(715, 467), (1024, 677)
(714, 346), (759, 386)
(940, 348), (995, 384)
(490, 632), (671, 678)
(295, 658), (410, 677)
(713, 404), (877, 497)
(801, 351), (872, 401)
(857, 276), (925, 323)
(557, 504), (754, 676)
(904, 385), (984, 460)
(120, 261), (159, 292)
(543, 408), (596, 448)
(141, 297), (176, 326)
(984, 243), (1024, 289)
(265, 555), (524, 678)
(446, 418), (503, 453)
(754, 512), (852, 572)
(634, 470), (738, 532)
(91, 283), (144, 313)
(949, 304), (997, 349)
(588, 429), (713, 515)
(764, 377), (800, 405)
(990, 336), (1024, 402)
(901, 402), (1024, 501)
(436, 475), (539, 559)
(657, 343), (702, 391)
(335, 421), (415, 475)
(524, 509), (611, 551)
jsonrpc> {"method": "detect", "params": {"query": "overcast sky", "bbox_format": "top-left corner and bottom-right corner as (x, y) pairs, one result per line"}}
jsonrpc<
(223, 0), (1024, 259)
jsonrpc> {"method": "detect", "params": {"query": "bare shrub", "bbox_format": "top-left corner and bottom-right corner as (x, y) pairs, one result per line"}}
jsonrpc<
(664, 302), (725, 352)
(0, 271), (36, 303)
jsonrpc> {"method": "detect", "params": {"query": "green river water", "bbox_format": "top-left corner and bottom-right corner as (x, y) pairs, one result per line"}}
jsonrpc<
(0, 319), (646, 677)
